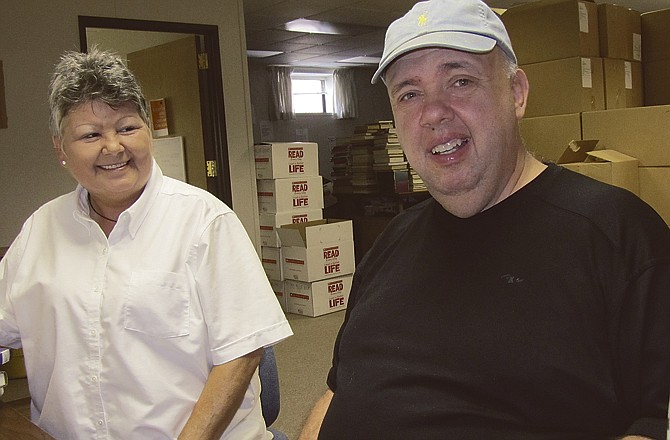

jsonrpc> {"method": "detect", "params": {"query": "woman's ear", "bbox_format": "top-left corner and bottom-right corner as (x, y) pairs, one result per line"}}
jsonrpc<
(512, 68), (530, 120)
(52, 136), (67, 165)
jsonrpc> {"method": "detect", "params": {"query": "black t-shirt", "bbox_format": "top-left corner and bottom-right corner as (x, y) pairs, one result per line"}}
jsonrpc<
(320, 164), (670, 440)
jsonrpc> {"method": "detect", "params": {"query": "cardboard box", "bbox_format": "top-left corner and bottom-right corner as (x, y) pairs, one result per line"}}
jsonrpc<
(561, 149), (639, 195)
(257, 176), (324, 213)
(597, 3), (641, 62)
(501, 0), (599, 65)
(641, 8), (670, 62)
(254, 142), (319, 179)
(270, 279), (287, 312)
(261, 246), (283, 281)
(639, 167), (670, 226)
(259, 209), (323, 247)
(582, 105), (670, 166)
(520, 113), (583, 163)
(643, 59), (670, 106)
(602, 59), (643, 109)
(278, 219), (355, 282)
(285, 275), (353, 317)
(522, 57), (605, 117)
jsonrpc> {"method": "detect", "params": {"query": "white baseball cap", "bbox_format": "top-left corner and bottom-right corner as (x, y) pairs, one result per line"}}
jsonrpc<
(372, 0), (517, 84)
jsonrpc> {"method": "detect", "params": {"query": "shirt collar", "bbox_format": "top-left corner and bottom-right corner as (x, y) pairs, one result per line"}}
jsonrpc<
(74, 159), (164, 239)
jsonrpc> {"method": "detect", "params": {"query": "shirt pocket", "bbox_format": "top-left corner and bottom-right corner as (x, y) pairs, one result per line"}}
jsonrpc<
(124, 271), (190, 338)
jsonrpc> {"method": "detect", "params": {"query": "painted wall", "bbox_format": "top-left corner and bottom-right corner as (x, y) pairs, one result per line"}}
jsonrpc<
(247, 62), (393, 179)
(0, 0), (259, 248)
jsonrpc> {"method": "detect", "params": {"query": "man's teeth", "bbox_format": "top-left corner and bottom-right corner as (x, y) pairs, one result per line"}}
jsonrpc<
(432, 138), (468, 155)
(100, 162), (127, 170)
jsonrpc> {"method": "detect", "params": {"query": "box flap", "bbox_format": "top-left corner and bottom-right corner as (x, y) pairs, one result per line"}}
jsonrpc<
(557, 139), (600, 164)
(585, 149), (637, 163)
(277, 219), (352, 247)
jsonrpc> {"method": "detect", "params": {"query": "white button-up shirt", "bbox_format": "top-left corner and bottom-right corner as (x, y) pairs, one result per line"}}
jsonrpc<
(0, 162), (292, 439)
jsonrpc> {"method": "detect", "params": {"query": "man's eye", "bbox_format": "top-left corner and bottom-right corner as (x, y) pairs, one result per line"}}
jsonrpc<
(454, 78), (472, 87)
(399, 91), (418, 101)
(83, 132), (100, 139)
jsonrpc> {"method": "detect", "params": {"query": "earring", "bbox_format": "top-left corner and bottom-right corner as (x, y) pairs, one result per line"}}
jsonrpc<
(61, 160), (67, 166)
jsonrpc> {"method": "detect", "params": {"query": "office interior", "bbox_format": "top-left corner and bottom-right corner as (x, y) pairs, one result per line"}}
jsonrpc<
(1, 0), (669, 438)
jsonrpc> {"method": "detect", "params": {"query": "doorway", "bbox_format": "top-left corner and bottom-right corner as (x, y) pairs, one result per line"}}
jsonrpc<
(78, 16), (233, 206)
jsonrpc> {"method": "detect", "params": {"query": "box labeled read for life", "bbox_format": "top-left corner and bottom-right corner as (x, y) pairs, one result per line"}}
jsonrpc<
(257, 176), (324, 213)
(254, 142), (319, 179)
(286, 275), (353, 317)
(278, 219), (355, 282)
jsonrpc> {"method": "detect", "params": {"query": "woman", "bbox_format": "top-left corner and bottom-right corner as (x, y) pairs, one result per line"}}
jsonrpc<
(0, 49), (292, 439)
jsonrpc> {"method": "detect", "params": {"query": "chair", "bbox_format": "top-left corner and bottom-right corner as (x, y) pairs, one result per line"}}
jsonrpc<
(259, 346), (288, 440)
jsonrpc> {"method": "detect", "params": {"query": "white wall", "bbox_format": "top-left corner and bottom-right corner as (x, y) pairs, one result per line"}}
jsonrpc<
(247, 62), (394, 179)
(0, 0), (260, 248)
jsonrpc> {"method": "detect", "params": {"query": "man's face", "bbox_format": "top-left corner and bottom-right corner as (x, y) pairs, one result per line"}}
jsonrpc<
(384, 47), (528, 217)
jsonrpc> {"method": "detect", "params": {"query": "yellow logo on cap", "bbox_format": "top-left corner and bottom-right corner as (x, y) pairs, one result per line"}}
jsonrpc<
(418, 13), (427, 27)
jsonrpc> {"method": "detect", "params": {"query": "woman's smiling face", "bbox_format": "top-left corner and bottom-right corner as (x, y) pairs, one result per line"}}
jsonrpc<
(54, 99), (153, 208)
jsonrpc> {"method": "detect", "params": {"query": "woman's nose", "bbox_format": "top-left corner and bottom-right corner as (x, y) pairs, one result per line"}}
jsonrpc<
(101, 133), (124, 154)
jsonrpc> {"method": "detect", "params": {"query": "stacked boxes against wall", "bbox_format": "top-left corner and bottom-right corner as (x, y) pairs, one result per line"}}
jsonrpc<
(502, 0), (642, 123)
(255, 142), (324, 311)
(505, 0), (670, 226)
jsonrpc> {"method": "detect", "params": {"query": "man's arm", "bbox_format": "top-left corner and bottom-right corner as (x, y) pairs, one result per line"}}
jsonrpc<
(178, 348), (264, 440)
(297, 389), (334, 440)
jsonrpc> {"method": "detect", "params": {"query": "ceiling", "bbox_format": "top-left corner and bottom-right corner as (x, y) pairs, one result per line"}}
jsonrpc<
(243, 0), (670, 68)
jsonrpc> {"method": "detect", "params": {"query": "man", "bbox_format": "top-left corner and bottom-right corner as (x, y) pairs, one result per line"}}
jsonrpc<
(298, 0), (670, 439)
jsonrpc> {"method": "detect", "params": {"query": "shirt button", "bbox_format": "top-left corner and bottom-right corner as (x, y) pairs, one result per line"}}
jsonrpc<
(102, 248), (108, 256)
(91, 376), (98, 382)
(90, 329), (97, 336)
(97, 420), (104, 426)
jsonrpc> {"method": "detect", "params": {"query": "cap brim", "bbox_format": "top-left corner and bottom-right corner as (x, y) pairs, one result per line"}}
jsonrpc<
(371, 31), (497, 84)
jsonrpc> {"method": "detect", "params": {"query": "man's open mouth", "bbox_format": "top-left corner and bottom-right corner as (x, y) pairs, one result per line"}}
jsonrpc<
(431, 138), (469, 155)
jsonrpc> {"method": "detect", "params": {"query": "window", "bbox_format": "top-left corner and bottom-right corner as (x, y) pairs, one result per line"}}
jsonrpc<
(291, 71), (334, 114)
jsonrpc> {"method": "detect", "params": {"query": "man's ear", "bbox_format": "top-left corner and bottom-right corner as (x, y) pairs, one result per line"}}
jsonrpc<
(512, 68), (530, 120)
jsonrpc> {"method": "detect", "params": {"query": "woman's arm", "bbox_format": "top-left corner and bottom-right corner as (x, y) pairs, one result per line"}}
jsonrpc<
(178, 348), (264, 440)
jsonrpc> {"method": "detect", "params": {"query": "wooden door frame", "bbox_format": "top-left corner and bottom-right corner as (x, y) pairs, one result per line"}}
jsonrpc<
(78, 16), (233, 206)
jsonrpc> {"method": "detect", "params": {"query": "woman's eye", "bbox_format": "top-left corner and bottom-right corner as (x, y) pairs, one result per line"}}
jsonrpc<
(119, 126), (139, 133)
(83, 132), (100, 140)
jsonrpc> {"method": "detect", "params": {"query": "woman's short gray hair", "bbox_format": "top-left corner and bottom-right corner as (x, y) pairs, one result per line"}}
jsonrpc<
(48, 48), (149, 136)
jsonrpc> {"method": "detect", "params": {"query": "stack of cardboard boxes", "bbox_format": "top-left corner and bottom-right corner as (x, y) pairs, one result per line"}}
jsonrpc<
(503, 0), (670, 226)
(278, 219), (355, 317)
(255, 142), (355, 316)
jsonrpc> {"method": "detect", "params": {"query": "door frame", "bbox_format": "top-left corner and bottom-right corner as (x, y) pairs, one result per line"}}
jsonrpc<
(78, 16), (233, 206)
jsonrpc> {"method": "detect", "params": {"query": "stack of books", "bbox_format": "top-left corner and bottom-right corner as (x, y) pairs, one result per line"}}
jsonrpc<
(371, 123), (407, 173)
(349, 124), (380, 194)
(330, 136), (353, 194)
(332, 120), (428, 195)
(410, 168), (426, 192)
